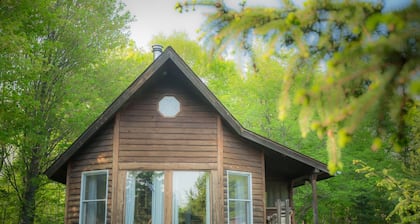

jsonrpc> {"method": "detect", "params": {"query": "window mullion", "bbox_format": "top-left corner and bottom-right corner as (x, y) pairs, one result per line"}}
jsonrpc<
(165, 171), (173, 224)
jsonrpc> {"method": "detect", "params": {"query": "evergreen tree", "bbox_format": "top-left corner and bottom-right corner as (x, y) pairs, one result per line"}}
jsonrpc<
(176, 0), (419, 173)
(175, 1), (419, 222)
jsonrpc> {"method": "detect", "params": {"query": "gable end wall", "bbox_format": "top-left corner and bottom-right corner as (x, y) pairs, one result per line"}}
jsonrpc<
(118, 76), (218, 169)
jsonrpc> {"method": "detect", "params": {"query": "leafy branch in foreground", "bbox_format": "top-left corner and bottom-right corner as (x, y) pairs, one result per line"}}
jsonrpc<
(177, 0), (420, 174)
(354, 154), (420, 223)
(354, 103), (419, 223)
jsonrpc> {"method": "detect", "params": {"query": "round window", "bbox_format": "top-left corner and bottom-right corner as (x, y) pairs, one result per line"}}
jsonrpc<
(158, 96), (180, 117)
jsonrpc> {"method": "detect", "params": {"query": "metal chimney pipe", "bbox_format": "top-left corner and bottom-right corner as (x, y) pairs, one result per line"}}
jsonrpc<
(152, 44), (163, 60)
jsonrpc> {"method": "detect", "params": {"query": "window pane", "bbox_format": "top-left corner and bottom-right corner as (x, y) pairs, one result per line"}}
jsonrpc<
(228, 201), (251, 224)
(228, 174), (249, 200)
(125, 171), (164, 224)
(84, 173), (107, 200)
(228, 172), (252, 224)
(173, 171), (210, 224)
(82, 201), (106, 224)
(158, 96), (180, 117)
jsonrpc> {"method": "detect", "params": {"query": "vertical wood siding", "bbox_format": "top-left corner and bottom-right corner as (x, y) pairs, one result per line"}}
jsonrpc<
(223, 125), (265, 224)
(66, 122), (114, 224)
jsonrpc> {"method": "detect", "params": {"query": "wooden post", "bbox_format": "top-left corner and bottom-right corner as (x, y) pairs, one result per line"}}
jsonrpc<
(111, 113), (120, 223)
(64, 162), (71, 224)
(289, 181), (295, 224)
(261, 152), (266, 224)
(311, 173), (319, 224)
(276, 199), (281, 224)
(216, 116), (224, 224)
(165, 171), (173, 224)
(285, 199), (290, 224)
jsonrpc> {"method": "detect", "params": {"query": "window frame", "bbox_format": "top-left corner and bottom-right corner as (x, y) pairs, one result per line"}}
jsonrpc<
(123, 170), (211, 224)
(79, 170), (109, 224)
(227, 170), (253, 224)
(172, 171), (211, 224)
(158, 95), (181, 118)
(124, 170), (165, 224)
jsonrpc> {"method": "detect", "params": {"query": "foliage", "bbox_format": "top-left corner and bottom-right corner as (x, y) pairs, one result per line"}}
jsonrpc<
(355, 103), (420, 223)
(218, 47), (399, 224)
(180, 173), (209, 223)
(149, 32), (242, 109)
(0, 0), (138, 223)
(151, 32), (240, 88)
(175, 1), (419, 222)
(355, 156), (420, 223)
(177, 0), (420, 175)
(155, 33), (399, 223)
(294, 118), (400, 224)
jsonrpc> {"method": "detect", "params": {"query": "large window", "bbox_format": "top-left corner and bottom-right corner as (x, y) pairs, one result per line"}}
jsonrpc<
(124, 171), (210, 224)
(173, 171), (210, 224)
(80, 170), (108, 224)
(125, 171), (164, 224)
(227, 171), (252, 224)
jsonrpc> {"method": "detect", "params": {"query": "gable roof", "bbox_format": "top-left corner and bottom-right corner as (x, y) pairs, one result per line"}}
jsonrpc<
(45, 47), (331, 184)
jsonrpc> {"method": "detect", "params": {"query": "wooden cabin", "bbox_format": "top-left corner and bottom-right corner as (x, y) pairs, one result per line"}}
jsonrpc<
(46, 46), (331, 224)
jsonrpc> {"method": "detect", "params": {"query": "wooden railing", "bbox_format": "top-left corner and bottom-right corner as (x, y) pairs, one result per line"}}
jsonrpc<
(266, 199), (291, 224)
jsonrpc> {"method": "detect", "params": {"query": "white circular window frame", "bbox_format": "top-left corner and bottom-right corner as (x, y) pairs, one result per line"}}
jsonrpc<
(158, 96), (181, 118)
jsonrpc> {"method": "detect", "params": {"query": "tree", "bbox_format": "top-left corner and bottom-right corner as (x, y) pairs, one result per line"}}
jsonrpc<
(0, 0), (134, 223)
(212, 43), (399, 224)
(176, 0), (419, 173)
(150, 32), (242, 108)
(180, 173), (210, 223)
(175, 0), (419, 222)
(354, 104), (420, 223)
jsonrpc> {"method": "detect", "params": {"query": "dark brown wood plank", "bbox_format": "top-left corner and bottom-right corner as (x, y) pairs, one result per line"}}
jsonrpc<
(119, 145), (217, 152)
(119, 120), (216, 129)
(120, 132), (217, 141)
(119, 156), (217, 164)
(119, 162), (217, 170)
(120, 138), (217, 146)
(119, 150), (216, 157)
(120, 127), (217, 134)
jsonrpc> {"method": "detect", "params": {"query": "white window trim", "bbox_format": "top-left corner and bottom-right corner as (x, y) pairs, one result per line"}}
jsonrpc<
(79, 170), (109, 224)
(227, 170), (253, 224)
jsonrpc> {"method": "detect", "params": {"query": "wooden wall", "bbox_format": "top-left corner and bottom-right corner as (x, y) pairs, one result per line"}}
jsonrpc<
(64, 74), (270, 223)
(118, 78), (218, 170)
(65, 122), (114, 224)
(223, 125), (266, 224)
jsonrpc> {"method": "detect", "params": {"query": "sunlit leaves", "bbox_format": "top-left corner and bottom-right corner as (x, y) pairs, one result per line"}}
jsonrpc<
(186, 0), (420, 176)
(177, 0), (419, 222)
(0, 0), (135, 222)
(355, 153), (420, 223)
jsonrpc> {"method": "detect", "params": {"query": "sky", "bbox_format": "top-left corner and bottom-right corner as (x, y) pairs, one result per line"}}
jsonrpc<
(122, 0), (283, 50)
(122, 0), (415, 51)
(122, 0), (211, 50)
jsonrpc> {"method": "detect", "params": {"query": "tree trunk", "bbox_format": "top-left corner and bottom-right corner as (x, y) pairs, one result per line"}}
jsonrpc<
(19, 152), (41, 224)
